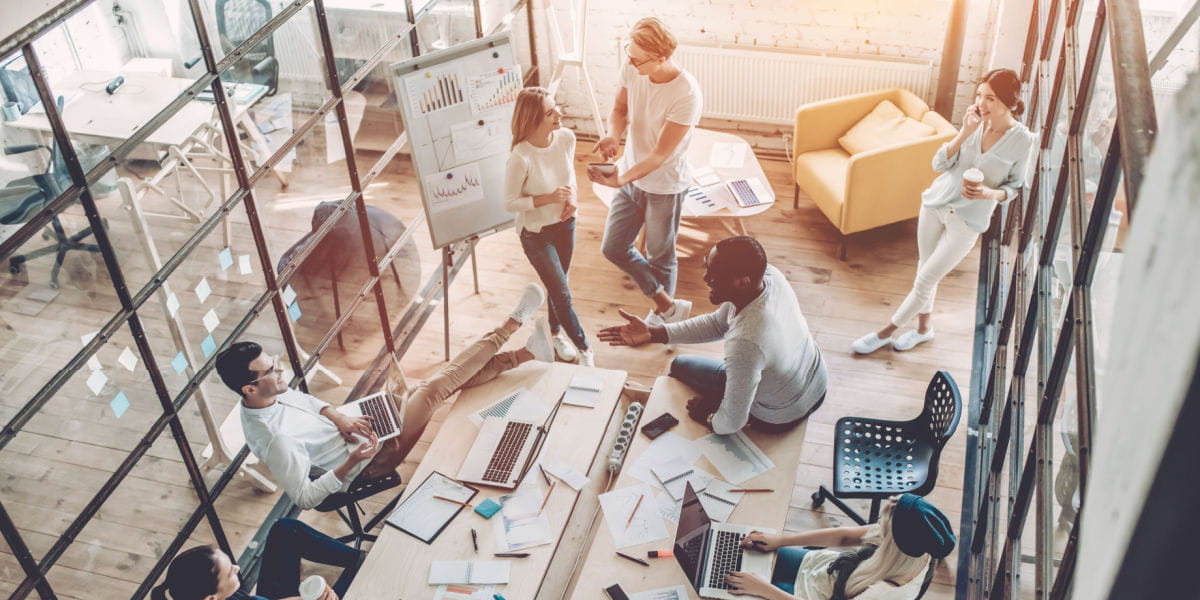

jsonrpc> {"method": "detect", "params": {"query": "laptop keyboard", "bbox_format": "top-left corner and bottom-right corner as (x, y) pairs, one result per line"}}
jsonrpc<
(729, 179), (764, 207)
(483, 421), (533, 482)
(360, 394), (398, 437)
(706, 531), (744, 589)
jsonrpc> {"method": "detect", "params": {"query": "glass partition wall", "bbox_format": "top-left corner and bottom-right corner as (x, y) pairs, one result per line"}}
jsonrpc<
(957, 0), (1195, 598)
(0, 0), (537, 597)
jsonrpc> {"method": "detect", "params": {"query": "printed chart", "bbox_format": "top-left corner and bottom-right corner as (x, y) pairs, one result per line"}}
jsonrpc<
(468, 67), (521, 113)
(599, 484), (669, 548)
(407, 67), (466, 115)
(424, 163), (485, 214)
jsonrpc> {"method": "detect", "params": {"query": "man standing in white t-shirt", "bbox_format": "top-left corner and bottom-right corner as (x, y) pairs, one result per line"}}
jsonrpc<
(588, 17), (703, 326)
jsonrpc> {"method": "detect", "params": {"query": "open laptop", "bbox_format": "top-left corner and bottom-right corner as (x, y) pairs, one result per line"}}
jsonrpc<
(726, 178), (772, 208)
(456, 392), (563, 488)
(674, 482), (775, 599)
(336, 390), (403, 443)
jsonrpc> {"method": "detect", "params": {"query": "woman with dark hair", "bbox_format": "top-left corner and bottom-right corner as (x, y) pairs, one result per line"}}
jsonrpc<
(151, 519), (362, 600)
(852, 69), (1037, 354)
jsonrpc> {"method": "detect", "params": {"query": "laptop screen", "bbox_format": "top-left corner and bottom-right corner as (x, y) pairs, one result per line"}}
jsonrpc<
(674, 482), (712, 590)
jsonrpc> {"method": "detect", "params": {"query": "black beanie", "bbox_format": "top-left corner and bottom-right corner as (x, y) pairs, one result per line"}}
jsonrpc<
(892, 494), (956, 559)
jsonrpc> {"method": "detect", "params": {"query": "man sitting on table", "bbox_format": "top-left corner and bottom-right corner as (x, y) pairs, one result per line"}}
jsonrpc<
(214, 282), (555, 509)
(599, 236), (827, 435)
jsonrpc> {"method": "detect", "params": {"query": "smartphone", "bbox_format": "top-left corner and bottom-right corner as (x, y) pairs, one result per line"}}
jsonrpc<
(641, 412), (679, 440)
(603, 584), (631, 600)
(588, 162), (617, 176)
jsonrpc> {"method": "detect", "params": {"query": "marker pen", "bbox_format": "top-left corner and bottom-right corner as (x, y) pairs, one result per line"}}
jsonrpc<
(647, 549), (674, 558)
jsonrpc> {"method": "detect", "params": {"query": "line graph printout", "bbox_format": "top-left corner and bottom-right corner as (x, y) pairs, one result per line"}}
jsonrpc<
(424, 163), (485, 214)
(468, 67), (521, 113)
(406, 66), (466, 115)
(696, 431), (775, 484)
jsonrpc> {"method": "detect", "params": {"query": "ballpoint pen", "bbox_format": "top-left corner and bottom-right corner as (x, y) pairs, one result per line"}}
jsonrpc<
(471, 528), (478, 552)
(494, 552), (530, 558)
(615, 551), (649, 567)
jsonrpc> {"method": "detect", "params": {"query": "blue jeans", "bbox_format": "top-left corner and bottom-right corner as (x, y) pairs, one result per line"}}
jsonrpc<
(770, 547), (811, 593)
(520, 218), (587, 350)
(601, 183), (686, 298)
(669, 355), (814, 433)
(252, 518), (363, 599)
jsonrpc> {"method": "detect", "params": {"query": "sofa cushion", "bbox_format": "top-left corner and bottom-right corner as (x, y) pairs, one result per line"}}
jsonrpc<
(838, 100), (937, 155)
(794, 148), (851, 228)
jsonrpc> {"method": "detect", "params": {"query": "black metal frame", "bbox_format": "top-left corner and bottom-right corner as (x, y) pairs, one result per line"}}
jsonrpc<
(0, 0), (540, 597)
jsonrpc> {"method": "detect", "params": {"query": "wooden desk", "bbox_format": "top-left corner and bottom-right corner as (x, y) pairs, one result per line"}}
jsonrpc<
(563, 376), (808, 599)
(344, 361), (628, 600)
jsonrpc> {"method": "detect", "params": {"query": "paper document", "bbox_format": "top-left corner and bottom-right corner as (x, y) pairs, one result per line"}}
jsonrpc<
(469, 388), (545, 427)
(651, 457), (716, 501)
(631, 585), (690, 600)
(386, 471), (477, 543)
(691, 165), (722, 187)
(683, 185), (725, 217)
(492, 489), (553, 551)
(563, 373), (604, 407)
(627, 432), (703, 485)
(655, 491), (682, 524)
(696, 431), (776, 484)
(697, 478), (746, 522)
(710, 141), (748, 169)
(433, 583), (495, 600)
(428, 561), (510, 585)
(542, 459), (590, 490)
(599, 484), (669, 548)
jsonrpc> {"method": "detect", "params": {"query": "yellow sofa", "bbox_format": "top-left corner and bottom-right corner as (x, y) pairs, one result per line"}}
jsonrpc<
(792, 88), (956, 258)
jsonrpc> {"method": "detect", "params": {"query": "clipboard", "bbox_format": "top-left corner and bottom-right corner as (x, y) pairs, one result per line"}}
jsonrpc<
(385, 471), (479, 544)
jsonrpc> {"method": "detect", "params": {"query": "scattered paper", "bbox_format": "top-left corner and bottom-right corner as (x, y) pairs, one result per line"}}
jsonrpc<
(696, 431), (776, 484)
(631, 585), (689, 600)
(117, 347), (138, 371)
(203, 309), (220, 333)
(697, 478), (746, 522)
(652, 457), (716, 501)
(598, 484), (669, 549)
(85, 369), (107, 395)
(428, 561), (509, 585)
(281, 284), (297, 306)
(218, 247), (233, 271)
(200, 334), (216, 358)
(683, 185), (725, 217)
(492, 488), (553, 551)
(655, 491), (681, 524)
(563, 373), (603, 408)
(433, 583), (495, 600)
(110, 391), (130, 418)
(194, 277), (211, 303)
(171, 352), (189, 375)
(542, 459), (590, 490)
(238, 254), (253, 275)
(166, 292), (180, 317)
(710, 141), (747, 169)
(469, 388), (545, 427)
(627, 431), (703, 486)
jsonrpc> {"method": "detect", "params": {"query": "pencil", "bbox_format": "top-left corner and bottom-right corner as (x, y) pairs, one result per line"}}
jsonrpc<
(433, 495), (473, 507)
(539, 481), (556, 512)
(728, 488), (774, 493)
(625, 493), (645, 527)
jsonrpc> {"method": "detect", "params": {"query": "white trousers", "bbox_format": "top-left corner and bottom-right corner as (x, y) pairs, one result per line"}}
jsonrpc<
(891, 204), (980, 327)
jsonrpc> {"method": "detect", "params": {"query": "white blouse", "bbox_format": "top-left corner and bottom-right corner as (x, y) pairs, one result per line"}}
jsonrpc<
(504, 128), (577, 234)
(921, 122), (1037, 233)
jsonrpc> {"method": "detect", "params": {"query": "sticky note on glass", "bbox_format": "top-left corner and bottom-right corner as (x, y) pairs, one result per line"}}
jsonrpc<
(203, 309), (220, 333)
(166, 292), (180, 317)
(87, 355), (101, 371)
(80, 331), (98, 346)
(287, 301), (302, 322)
(200, 334), (216, 358)
(118, 346), (138, 371)
(110, 391), (129, 418)
(195, 277), (212, 303)
(86, 369), (107, 395)
(218, 247), (234, 271)
(281, 284), (297, 306)
(171, 352), (189, 375)
(238, 254), (252, 275)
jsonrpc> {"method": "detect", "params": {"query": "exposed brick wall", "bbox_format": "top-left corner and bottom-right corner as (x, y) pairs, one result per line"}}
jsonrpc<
(546, 0), (1001, 151)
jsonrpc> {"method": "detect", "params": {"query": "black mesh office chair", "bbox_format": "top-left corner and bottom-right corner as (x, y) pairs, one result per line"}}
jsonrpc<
(313, 471), (404, 549)
(215, 0), (279, 95)
(2, 97), (102, 288)
(812, 370), (962, 524)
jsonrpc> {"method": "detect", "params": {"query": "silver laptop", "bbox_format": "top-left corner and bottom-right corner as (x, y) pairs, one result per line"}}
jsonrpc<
(336, 390), (403, 443)
(675, 482), (775, 599)
(457, 393), (563, 489)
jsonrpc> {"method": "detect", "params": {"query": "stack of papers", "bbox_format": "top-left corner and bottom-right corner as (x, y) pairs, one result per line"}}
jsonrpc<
(428, 561), (510, 584)
(651, 456), (715, 501)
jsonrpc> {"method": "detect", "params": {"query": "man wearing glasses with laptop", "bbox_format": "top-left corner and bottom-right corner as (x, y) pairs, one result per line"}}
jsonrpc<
(215, 282), (553, 509)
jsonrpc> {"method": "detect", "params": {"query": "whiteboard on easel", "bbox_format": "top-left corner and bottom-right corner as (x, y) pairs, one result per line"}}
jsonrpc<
(392, 32), (522, 249)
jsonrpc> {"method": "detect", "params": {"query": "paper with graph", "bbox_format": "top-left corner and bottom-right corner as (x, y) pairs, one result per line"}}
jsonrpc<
(469, 388), (545, 427)
(406, 66), (466, 115)
(468, 67), (521, 113)
(450, 111), (509, 164)
(424, 163), (485, 214)
(695, 431), (775, 484)
(599, 484), (669, 548)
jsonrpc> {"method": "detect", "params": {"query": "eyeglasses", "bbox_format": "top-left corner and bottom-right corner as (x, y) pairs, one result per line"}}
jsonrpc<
(247, 354), (283, 385)
(625, 44), (658, 68)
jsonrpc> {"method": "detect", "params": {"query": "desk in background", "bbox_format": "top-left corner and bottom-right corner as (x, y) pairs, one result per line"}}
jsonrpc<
(565, 376), (807, 599)
(343, 361), (628, 600)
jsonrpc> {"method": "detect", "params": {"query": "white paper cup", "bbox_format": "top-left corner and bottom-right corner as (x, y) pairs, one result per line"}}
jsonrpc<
(962, 167), (985, 199)
(299, 575), (327, 600)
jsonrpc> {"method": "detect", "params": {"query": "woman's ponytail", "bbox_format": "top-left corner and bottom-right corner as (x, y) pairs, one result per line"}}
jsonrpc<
(1012, 98), (1026, 117)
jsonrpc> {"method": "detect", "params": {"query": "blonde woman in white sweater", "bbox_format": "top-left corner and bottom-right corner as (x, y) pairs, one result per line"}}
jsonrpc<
(505, 87), (593, 366)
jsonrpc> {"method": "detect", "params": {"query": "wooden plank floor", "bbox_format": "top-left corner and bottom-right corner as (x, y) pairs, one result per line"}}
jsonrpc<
(0, 133), (1025, 598)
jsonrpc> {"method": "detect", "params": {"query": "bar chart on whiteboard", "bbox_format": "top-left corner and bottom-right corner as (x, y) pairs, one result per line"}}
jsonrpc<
(407, 67), (466, 115)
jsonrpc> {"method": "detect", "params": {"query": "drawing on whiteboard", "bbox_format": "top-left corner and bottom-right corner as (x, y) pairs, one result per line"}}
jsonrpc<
(468, 67), (522, 113)
(424, 163), (485, 214)
(407, 67), (466, 115)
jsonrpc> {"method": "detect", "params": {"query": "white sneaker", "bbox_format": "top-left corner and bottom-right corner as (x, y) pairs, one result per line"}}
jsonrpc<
(524, 318), (554, 362)
(892, 329), (935, 351)
(577, 348), (594, 367)
(851, 332), (892, 354)
(510, 282), (546, 324)
(660, 299), (692, 323)
(552, 331), (578, 361)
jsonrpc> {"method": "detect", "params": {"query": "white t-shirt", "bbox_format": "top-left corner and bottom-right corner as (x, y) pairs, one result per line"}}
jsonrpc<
(617, 63), (703, 194)
(793, 549), (932, 600)
(504, 128), (577, 233)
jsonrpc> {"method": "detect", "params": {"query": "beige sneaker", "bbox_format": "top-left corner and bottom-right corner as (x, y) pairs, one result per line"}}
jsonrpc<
(552, 332), (578, 361)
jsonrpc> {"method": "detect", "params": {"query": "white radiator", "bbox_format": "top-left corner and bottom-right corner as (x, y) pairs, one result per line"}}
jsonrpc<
(672, 44), (935, 126)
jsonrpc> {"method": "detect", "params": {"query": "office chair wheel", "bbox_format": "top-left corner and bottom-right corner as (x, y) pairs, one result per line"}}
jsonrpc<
(811, 491), (825, 507)
(8, 260), (20, 275)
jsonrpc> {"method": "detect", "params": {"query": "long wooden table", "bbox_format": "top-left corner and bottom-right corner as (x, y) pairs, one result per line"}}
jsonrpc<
(343, 361), (628, 600)
(564, 376), (808, 599)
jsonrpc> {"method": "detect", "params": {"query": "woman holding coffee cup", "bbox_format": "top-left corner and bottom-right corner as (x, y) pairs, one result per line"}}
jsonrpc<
(852, 69), (1037, 354)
